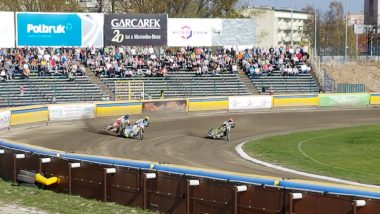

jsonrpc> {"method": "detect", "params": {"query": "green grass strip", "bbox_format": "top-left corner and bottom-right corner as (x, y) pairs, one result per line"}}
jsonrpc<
(244, 125), (380, 185)
(0, 178), (152, 214)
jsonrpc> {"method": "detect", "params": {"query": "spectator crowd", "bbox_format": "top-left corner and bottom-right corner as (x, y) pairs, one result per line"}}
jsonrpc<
(0, 45), (311, 82)
(0, 47), (87, 82)
(87, 46), (239, 78)
(240, 46), (310, 78)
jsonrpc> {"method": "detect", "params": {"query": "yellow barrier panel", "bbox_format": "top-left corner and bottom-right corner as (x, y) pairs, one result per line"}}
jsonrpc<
(188, 97), (228, 111)
(273, 95), (319, 107)
(370, 93), (380, 105)
(10, 105), (49, 126)
(96, 101), (142, 117)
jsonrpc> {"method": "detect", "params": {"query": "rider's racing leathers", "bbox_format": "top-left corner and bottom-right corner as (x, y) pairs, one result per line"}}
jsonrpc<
(124, 118), (149, 137)
(107, 116), (130, 131)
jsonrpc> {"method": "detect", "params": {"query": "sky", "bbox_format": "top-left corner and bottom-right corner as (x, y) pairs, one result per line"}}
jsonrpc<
(239, 0), (364, 13)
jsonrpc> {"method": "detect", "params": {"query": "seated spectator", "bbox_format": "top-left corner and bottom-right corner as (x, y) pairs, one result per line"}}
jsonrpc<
(22, 62), (30, 79)
(231, 63), (238, 74)
(19, 85), (25, 95)
(267, 65), (274, 76)
(68, 71), (74, 81)
(268, 86), (275, 95)
(0, 70), (6, 82)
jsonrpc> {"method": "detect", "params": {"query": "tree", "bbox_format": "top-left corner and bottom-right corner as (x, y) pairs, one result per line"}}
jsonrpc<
(0, 0), (82, 12)
(112, 0), (241, 18)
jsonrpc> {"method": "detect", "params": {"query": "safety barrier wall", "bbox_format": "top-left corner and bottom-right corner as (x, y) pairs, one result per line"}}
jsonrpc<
(273, 94), (319, 107)
(188, 97), (229, 111)
(1, 93), (380, 213)
(0, 139), (379, 213)
(9, 105), (49, 126)
(370, 93), (380, 105)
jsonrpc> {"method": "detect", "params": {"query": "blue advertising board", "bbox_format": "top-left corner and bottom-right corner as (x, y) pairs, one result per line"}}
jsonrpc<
(17, 13), (82, 47)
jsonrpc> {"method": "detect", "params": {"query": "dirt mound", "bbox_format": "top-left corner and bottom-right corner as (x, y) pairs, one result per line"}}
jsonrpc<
(323, 61), (380, 92)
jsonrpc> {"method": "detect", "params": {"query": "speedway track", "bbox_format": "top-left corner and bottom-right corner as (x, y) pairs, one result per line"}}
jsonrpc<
(2, 108), (380, 181)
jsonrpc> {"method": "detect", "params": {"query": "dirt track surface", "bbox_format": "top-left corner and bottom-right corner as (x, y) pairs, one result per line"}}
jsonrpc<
(2, 108), (380, 181)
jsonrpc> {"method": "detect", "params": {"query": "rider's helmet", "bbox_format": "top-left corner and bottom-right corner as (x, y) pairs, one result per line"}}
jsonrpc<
(124, 115), (130, 120)
(228, 118), (233, 123)
(144, 116), (150, 122)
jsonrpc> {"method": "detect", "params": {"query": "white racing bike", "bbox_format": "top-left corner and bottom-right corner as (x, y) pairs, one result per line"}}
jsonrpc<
(207, 123), (235, 141)
(121, 121), (150, 140)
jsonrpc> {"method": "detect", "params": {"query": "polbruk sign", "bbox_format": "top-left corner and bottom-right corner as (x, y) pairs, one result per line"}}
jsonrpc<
(104, 14), (167, 46)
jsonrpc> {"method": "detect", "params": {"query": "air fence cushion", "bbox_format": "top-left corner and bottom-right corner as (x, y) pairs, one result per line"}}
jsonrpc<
(279, 180), (380, 199)
(154, 164), (275, 186)
(0, 140), (57, 156)
(61, 153), (152, 169)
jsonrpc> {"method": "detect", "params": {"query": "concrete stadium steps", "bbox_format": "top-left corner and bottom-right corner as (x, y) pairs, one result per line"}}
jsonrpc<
(0, 76), (106, 107)
(249, 71), (319, 94)
(100, 70), (250, 99)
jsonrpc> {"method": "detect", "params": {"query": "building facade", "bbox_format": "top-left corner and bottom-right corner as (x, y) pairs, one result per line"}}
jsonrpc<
(364, 0), (380, 32)
(241, 6), (310, 49)
(349, 12), (365, 26)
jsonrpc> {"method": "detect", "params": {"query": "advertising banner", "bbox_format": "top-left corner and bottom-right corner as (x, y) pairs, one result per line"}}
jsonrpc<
(104, 14), (167, 46)
(143, 100), (187, 113)
(0, 12), (15, 48)
(168, 18), (216, 47)
(319, 93), (370, 107)
(16, 13), (103, 47)
(49, 104), (95, 121)
(229, 96), (272, 110)
(80, 13), (104, 47)
(0, 111), (11, 130)
(212, 19), (255, 46)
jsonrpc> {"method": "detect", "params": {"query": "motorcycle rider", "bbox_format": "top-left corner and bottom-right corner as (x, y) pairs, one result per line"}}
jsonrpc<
(222, 118), (234, 128)
(216, 118), (235, 137)
(106, 115), (131, 132)
(124, 116), (150, 137)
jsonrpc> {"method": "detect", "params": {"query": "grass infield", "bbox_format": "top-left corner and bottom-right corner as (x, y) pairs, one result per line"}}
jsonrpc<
(243, 125), (380, 185)
(0, 178), (152, 214)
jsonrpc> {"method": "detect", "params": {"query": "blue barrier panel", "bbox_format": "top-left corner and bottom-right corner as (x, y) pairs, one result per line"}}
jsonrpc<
(279, 180), (380, 199)
(154, 164), (275, 186)
(0, 139), (58, 156)
(61, 153), (152, 169)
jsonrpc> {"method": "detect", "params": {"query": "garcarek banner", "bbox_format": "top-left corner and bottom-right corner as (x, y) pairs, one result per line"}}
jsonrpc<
(0, 12), (15, 48)
(104, 14), (167, 46)
(16, 12), (103, 47)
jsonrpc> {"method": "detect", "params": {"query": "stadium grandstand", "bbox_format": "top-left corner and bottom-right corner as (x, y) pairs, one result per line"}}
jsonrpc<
(0, 46), (319, 106)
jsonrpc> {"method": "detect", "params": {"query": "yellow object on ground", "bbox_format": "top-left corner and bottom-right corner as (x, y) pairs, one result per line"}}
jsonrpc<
(35, 173), (59, 186)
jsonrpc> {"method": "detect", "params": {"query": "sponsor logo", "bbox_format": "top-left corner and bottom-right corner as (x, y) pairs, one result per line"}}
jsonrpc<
(111, 19), (161, 29)
(331, 96), (360, 105)
(181, 25), (192, 39)
(172, 25), (208, 40)
(26, 24), (72, 34)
